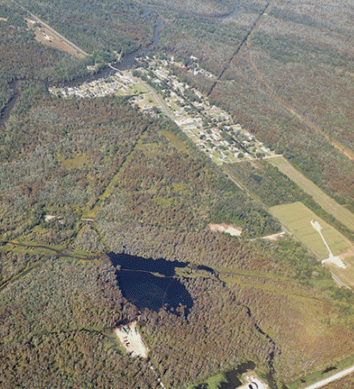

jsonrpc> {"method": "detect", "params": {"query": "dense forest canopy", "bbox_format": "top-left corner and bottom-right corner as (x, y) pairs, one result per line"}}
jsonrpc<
(1, 0), (354, 388)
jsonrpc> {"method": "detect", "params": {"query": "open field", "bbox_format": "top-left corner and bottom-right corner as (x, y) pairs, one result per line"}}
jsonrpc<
(269, 157), (354, 232)
(270, 202), (351, 259)
(326, 255), (354, 289)
(27, 19), (86, 58)
(159, 129), (190, 154)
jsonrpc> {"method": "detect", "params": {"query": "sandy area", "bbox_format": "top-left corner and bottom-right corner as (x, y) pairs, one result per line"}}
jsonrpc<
(261, 231), (286, 241)
(238, 373), (269, 389)
(27, 19), (86, 58)
(115, 321), (149, 358)
(209, 223), (242, 236)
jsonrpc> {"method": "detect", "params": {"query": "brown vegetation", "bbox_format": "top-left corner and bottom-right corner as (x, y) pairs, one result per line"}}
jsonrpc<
(2, 1), (354, 388)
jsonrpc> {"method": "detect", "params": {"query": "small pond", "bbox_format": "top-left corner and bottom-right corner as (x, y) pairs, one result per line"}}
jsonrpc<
(108, 252), (194, 314)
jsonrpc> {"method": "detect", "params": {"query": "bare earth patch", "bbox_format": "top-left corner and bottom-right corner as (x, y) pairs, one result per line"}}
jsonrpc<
(115, 320), (149, 358)
(209, 223), (242, 236)
(27, 19), (86, 58)
(261, 231), (286, 241)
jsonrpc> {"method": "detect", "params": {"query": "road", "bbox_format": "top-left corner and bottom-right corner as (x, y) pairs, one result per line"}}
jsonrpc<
(137, 78), (175, 120)
(12, 0), (89, 57)
(108, 63), (174, 120)
(303, 364), (354, 389)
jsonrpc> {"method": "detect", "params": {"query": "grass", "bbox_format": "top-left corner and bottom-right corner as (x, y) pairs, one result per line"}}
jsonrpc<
(270, 202), (351, 259)
(0, 241), (62, 256)
(130, 82), (149, 94)
(187, 372), (228, 389)
(288, 354), (354, 389)
(60, 154), (90, 170)
(326, 255), (354, 288)
(269, 157), (354, 232)
(159, 129), (190, 154)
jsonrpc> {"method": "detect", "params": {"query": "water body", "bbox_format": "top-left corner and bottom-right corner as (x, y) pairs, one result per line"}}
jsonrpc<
(112, 14), (164, 71)
(0, 80), (20, 129)
(108, 252), (196, 314)
(142, 2), (240, 20)
(51, 67), (114, 89)
(114, 0), (240, 71)
(48, 0), (240, 88)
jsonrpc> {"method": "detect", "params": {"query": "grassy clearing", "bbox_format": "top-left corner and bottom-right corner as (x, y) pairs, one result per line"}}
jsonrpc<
(59, 153), (90, 170)
(187, 372), (228, 389)
(0, 241), (61, 256)
(130, 82), (149, 94)
(269, 157), (354, 232)
(326, 256), (354, 288)
(270, 202), (351, 259)
(159, 129), (190, 154)
(288, 354), (354, 389)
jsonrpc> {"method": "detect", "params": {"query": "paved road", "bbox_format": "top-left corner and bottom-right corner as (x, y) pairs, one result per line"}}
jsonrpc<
(304, 364), (354, 389)
(108, 63), (174, 120)
(13, 0), (88, 57)
(138, 79), (175, 120)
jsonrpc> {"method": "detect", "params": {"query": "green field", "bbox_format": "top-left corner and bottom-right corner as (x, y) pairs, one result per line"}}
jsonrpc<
(269, 157), (354, 232)
(270, 202), (351, 259)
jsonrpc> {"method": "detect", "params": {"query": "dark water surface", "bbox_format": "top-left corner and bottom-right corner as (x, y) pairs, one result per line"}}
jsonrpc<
(47, 0), (240, 88)
(0, 80), (20, 129)
(114, 0), (240, 70)
(193, 361), (256, 389)
(108, 252), (194, 313)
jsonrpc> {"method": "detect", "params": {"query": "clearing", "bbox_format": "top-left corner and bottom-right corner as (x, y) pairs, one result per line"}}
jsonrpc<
(269, 157), (354, 232)
(26, 17), (87, 58)
(114, 320), (149, 358)
(325, 252), (354, 289)
(303, 363), (354, 389)
(209, 223), (243, 236)
(270, 202), (351, 260)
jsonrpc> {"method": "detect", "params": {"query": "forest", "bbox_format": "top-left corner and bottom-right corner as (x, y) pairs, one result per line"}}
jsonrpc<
(11, 0), (155, 54)
(159, 0), (354, 210)
(1, 0), (354, 388)
(224, 161), (354, 242)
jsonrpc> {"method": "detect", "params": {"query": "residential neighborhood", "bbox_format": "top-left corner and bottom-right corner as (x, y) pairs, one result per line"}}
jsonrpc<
(49, 55), (274, 164)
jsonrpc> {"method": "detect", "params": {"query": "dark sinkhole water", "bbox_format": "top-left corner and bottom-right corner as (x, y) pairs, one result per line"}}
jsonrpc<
(108, 253), (194, 314)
